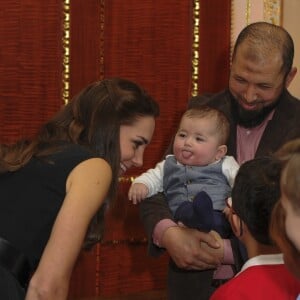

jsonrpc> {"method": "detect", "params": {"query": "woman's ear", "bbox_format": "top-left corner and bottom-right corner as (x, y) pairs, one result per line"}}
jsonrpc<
(216, 145), (227, 160)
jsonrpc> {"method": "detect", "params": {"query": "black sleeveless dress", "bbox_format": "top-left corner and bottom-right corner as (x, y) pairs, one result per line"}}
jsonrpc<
(0, 143), (94, 299)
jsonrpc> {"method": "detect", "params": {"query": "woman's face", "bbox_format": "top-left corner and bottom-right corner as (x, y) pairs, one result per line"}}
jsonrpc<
(119, 116), (155, 174)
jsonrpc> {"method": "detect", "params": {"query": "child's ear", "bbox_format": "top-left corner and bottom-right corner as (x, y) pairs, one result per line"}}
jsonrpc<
(230, 214), (242, 238)
(216, 145), (227, 160)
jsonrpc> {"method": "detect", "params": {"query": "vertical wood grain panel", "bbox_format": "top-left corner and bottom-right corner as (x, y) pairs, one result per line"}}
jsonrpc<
(0, 0), (231, 298)
(198, 0), (231, 93)
(104, 0), (193, 170)
(69, 0), (102, 97)
(0, 0), (63, 144)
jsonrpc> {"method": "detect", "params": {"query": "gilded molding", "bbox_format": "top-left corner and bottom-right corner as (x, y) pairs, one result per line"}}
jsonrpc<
(100, 237), (148, 246)
(99, 0), (105, 79)
(62, 0), (70, 105)
(96, 2), (106, 295)
(263, 0), (281, 25)
(246, 0), (251, 25)
(96, 243), (101, 295)
(191, 0), (200, 97)
(231, 0), (282, 59)
(119, 176), (135, 183)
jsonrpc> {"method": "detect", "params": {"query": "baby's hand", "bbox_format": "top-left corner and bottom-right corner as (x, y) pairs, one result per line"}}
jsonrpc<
(128, 183), (149, 205)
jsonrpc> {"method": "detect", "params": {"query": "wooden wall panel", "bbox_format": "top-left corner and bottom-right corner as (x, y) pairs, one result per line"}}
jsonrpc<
(198, 0), (231, 93)
(69, 1), (231, 298)
(69, 0), (102, 97)
(67, 2), (103, 297)
(0, 0), (63, 144)
(104, 0), (193, 169)
(0, 0), (231, 298)
(69, 1), (192, 298)
(97, 1), (192, 297)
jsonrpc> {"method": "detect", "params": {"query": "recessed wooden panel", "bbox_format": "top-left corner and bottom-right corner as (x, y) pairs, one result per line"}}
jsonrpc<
(198, 0), (231, 93)
(0, 0), (63, 144)
(0, 0), (231, 298)
(69, 0), (102, 97)
(104, 0), (193, 171)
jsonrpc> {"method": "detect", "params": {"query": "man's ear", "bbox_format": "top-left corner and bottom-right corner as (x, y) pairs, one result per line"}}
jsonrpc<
(216, 145), (227, 160)
(285, 66), (297, 88)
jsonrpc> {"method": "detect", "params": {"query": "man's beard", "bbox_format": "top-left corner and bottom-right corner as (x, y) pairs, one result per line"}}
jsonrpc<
(231, 97), (280, 128)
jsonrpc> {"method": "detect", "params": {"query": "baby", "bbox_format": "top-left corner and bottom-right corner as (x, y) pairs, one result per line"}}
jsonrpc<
(129, 106), (239, 237)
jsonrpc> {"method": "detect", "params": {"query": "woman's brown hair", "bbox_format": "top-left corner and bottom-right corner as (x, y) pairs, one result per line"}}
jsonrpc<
(0, 78), (159, 248)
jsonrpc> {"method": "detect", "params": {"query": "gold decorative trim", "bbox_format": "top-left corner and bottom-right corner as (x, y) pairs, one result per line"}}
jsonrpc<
(62, 0), (70, 105)
(99, 0), (105, 79)
(118, 176), (135, 183)
(263, 0), (281, 25)
(231, 0), (282, 59)
(96, 243), (101, 296)
(96, 2), (106, 296)
(246, 0), (251, 25)
(191, 0), (200, 97)
(101, 237), (147, 246)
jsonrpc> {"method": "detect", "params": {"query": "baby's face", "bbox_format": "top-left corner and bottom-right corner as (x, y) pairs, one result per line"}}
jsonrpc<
(173, 116), (224, 166)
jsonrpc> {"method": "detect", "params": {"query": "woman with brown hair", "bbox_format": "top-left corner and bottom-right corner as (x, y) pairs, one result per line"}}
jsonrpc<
(0, 78), (159, 299)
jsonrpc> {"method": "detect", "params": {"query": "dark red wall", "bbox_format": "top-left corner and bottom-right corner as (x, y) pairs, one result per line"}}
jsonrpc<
(0, 1), (231, 298)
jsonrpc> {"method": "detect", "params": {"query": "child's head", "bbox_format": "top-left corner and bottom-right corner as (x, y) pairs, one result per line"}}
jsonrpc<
(277, 138), (300, 250)
(270, 138), (300, 278)
(173, 106), (229, 166)
(230, 156), (281, 245)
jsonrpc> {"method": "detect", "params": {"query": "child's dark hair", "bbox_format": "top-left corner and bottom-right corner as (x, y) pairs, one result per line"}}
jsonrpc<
(231, 156), (281, 244)
(275, 138), (300, 213)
